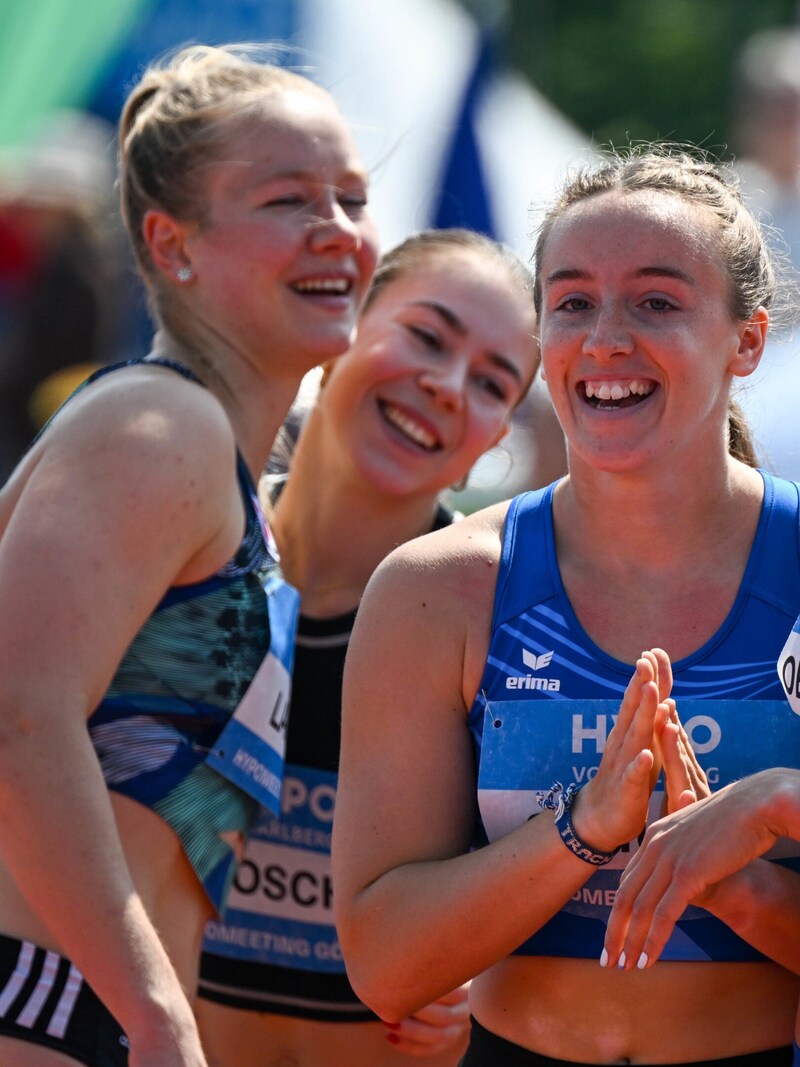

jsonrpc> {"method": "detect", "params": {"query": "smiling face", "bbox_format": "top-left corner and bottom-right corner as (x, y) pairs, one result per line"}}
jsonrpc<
(537, 189), (767, 476)
(179, 88), (379, 374)
(317, 247), (538, 498)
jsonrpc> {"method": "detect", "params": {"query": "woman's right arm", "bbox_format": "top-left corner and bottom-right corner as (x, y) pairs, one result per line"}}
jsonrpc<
(332, 515), (669, 1023)
(0, 378), (239, 1065)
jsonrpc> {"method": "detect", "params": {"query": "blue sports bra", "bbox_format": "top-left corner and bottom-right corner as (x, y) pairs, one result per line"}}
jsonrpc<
(470, 473), (800, 962)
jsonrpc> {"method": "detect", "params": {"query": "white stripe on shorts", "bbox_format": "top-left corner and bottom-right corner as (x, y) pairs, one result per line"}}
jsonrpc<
(17, 949), (59, 1028)
(0, 940), (35, 1017)
(47, 963), (83, 1039)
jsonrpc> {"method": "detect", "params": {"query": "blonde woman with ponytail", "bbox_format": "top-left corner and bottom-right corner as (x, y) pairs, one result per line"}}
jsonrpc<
(0, 43), (377, 1067)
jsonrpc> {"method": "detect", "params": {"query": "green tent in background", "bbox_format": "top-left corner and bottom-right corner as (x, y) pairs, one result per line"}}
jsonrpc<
(0, 0), (154, 146)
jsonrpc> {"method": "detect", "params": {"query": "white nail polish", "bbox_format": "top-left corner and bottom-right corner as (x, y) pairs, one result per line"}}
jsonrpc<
(637, 952), (648, 969)
(599, 948), (608, 968)
(618, 951), (626, 969)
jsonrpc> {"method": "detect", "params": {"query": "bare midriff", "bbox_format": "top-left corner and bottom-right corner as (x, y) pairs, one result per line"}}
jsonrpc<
(470, 955), (800, 1064)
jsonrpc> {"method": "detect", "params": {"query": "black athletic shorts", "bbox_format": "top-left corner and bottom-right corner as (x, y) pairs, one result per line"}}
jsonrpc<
(0, 932), (129, 1066)
(460, 1016), (793, 1067)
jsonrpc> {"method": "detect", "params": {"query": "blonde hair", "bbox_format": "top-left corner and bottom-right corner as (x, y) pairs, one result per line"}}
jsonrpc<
(119, 43), (329, 278)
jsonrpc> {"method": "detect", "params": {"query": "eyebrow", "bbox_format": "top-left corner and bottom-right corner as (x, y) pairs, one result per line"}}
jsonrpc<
(280, 170), (369, 185)
(545, 265), (695, 286)
(411, 300), (523, 382)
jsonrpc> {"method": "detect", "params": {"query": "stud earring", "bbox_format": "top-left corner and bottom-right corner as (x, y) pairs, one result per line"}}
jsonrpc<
(176, 266), (193, 283)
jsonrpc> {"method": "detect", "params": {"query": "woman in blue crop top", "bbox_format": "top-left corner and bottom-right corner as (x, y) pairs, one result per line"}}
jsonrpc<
(333, 147), (800, 1066)
(195, 230), (542, 1067)
(0, 43), (378, 1067)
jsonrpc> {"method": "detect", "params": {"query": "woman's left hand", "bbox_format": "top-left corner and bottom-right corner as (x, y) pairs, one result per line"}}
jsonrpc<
(383, 984), (470, 1057)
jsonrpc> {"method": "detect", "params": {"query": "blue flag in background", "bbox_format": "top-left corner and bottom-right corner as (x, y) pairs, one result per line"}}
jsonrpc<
(431, 23), (498, 237)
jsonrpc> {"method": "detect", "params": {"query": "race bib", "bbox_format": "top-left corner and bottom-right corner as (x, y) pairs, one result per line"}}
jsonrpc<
(478, 696), (800, 934)
(203, 763), (344, 973)
(205, 575), (300, 813)
(778, 620), (800, 716)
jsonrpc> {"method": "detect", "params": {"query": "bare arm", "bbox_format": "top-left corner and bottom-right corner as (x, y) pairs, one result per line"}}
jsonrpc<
(603, 767), (800, 972)
(332, 511), (672, 1023)
(0, 374), (241, 1064)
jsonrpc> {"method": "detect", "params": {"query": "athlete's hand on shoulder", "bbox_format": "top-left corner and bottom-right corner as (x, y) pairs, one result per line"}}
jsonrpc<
(383, 984), (470, 1057)
(571, 650), (671, 856)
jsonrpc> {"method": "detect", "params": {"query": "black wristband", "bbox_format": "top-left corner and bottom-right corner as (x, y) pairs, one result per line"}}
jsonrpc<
(551, 782), (620, 867)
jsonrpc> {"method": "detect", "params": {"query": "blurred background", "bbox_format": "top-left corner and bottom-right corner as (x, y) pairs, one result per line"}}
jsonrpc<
(1, 0), (800, 496)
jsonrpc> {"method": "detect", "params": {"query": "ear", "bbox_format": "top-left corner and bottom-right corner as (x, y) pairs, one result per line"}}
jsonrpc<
(730, 306), (769, 379)
(142, 209), (193, 280)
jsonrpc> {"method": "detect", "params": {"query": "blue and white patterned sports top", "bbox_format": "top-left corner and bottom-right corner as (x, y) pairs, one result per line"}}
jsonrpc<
(47, 360), (279, 912)
(469, 472), (800, 962)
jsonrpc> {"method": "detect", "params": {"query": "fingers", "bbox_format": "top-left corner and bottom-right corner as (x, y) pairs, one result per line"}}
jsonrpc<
(580, 651), (674, 853)
(602, 814), (686, 970)
(659, 703), (710, 815)
(577, 676), (660, 852)
(660, 720), (688, 816)
(649, 648), (673, 702)
(384, 989), (470, 1055)
(671, 705), (710, 800)
(613, 655), (656, 737)
(602, 858), (686, 971)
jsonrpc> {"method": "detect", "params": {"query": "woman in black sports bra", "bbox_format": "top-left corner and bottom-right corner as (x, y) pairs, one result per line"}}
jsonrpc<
(0, 43), (377, 1067)
(195, 228), (542, 1067)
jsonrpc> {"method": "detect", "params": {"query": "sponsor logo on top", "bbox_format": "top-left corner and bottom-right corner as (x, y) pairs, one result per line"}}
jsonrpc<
(506, 648), (561, 691)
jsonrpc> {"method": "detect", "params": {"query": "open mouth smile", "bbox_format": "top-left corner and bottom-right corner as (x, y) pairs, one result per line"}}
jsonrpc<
(292, 276), (353, 296)
(378, 400), (442, 451)
(580, 378), (657, 409)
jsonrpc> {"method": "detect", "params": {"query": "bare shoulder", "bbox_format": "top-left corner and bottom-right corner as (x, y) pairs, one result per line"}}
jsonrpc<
(22, 365), (234, 506)
(351, 500), (511, 707)
(366, 499), (510, 608)
(0, 363), (241, 585)
(48, 363), (234, 465)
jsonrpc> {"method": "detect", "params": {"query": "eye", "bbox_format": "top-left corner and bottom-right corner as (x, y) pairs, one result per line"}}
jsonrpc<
(263, 194), (305, 208)
(339, 190), (368, 213)
(407, 324), (443, 351)
(555, 296), (592, 312)
(642, 296), (676, 312)
(472, 373), (507, 401)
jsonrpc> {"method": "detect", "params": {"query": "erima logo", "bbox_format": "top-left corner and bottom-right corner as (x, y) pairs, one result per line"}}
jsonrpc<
(506, 648), (561, 691)
(522, 649), (553, 671)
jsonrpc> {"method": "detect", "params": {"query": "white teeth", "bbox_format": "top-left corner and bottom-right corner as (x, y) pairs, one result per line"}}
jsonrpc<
(294, 278), (349, 294)
(584, 379), (654, 401)
(381, 403), (438, 450)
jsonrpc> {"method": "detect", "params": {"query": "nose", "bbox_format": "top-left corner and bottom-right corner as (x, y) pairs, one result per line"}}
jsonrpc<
(582, 302), (634, 360)
(418, 360), (466, 412)
(307, 192), (362, 253)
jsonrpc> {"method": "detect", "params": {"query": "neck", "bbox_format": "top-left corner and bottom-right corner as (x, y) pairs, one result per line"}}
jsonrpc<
(555, 451), (764, 578)
(270, 413), (443, 617)
(150, 330), (302, 482)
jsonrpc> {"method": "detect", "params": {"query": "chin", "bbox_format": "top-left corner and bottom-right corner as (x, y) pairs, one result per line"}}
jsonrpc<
(572, 442), (657, 477)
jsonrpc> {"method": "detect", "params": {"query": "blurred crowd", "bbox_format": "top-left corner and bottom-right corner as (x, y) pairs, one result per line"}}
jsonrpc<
(0, 109), (148, 482)
(4, 25), (800, 491)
